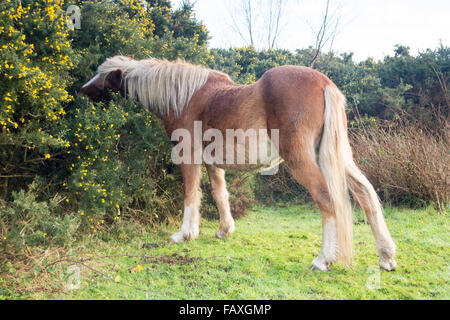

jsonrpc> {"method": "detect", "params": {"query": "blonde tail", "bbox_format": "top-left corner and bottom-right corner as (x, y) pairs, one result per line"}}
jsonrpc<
(319, 86), (354, 266)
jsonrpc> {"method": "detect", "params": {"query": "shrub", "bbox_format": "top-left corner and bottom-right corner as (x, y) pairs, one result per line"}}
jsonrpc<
(64, 95), (184, 228)
(0, 183), (80, 254)
(350, 118), (449, 209)
(255, 118), (449, 210)
(0, 0), (214, 251)
(254, 163), (311, 205)
(0, 0), (75, 198)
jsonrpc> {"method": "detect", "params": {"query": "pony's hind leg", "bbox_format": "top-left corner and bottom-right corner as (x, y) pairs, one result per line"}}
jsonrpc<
(289, 164), (338, 271)
(284, 146), (339, 271)
(170, 164), (202, 243)
(347, 174), (397, 270)
(206, 165), (235, 238)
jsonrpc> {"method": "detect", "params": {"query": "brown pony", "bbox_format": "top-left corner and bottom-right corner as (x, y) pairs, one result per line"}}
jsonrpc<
(79, 55), (397, 271)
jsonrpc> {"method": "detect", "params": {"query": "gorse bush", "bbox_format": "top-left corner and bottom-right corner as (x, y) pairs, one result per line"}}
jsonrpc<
(0, 0), (75, 197)
(66, 95), (183, 228)
(0, 0), (212, 253)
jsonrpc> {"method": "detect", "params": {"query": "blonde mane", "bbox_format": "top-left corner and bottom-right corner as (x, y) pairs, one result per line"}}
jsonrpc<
(97, 55), (211, 117)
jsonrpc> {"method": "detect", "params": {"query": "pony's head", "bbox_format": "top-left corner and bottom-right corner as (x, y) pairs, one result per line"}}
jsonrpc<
(78, 54), (212, 117)
(78, 55), (135, 102)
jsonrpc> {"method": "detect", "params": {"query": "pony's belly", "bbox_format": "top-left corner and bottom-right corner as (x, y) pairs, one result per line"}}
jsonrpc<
(215, 163), (265, 172)
(213, 155), (283, 173)
(204, 130), (282, 173)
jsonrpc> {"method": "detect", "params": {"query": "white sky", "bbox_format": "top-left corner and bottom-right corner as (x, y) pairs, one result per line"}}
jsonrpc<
(171, 0), (450, 61)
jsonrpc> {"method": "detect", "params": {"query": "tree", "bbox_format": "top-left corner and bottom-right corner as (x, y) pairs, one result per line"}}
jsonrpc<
(306, 0), (342, 67)
(226, 0), (288, 50)
(266, 0), (285, 50)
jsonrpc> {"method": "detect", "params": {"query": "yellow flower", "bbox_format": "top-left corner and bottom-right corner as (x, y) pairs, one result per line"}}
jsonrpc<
(131, 264), (144, 274)
(45, 154), (51, 159)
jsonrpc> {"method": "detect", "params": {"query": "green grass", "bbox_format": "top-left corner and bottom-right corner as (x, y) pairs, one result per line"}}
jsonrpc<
(1, 205), (449, 299)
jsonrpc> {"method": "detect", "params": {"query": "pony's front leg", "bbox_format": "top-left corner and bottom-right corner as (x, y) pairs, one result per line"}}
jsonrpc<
(170, 164), (202, 243)
(206, 165), (235, 238)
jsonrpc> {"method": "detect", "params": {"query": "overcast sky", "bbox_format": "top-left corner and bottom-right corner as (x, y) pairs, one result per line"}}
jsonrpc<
(171, 0), (450, 61)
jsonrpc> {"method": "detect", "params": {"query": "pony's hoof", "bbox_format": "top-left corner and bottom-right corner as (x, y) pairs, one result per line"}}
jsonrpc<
(170, 229), (199, 243)
(170, 231), (184, 243)
(215, 229), (230, 239)
(311, 258), (331, 271)
(379, 246), (397, 271)
(379, 257), (397, 271)
(215, 224), (235, 239)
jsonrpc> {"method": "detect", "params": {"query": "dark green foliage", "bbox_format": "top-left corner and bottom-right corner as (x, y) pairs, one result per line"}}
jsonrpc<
(376, 44), (449, 124)
(209, 45), (449, 128)
(1, 184), (81, 252)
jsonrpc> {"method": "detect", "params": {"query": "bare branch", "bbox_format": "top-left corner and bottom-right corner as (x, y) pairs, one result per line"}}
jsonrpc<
(226, 0), (288, 49)
(307, 0), (342, 67)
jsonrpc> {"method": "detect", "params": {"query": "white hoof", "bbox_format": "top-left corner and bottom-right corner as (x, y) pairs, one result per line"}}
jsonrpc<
(170, 231), (185, 243)
(170, 229), (199, 243)
(378, 246), (397, 271)
(215, 223), (235, 239)
(379, 257), (397, 271)
(311, 257), (331, 271)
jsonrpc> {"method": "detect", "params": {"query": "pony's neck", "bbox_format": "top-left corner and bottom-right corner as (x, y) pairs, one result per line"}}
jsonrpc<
(122, 58), (211, 118)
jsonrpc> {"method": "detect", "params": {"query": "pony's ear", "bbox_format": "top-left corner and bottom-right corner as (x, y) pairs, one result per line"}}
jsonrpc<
(105, 69), (123, 91)
(126, 54), (134, 59)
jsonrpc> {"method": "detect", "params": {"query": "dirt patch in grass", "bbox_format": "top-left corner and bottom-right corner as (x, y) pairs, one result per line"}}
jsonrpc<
(145, 252), (200, 265)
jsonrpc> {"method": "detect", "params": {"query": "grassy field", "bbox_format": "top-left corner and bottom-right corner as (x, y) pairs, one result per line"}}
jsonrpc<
(1, 204), (449, 300)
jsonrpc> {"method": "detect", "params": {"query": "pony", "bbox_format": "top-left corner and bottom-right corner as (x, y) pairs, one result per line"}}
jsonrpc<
(78, 55), (397, 271)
